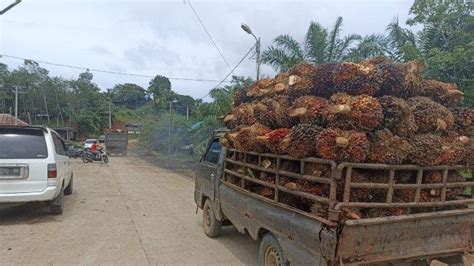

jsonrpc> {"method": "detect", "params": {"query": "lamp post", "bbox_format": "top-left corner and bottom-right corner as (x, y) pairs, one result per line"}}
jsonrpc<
(168, 99), (178, 154)
(241, 23), (261, 81)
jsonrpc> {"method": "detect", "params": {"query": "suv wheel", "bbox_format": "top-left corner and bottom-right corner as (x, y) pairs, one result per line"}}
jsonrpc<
(64, 175), (73, 195)
(50, 189), (64, 215)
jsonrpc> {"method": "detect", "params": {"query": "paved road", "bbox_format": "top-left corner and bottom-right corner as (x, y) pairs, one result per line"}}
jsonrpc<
(0, 157), (259, 265)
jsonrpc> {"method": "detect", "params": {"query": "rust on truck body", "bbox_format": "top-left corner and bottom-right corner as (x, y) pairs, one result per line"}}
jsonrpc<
(221, 148), (474, 263)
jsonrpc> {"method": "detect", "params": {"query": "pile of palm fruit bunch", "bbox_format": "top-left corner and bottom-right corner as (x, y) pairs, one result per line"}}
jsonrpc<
(221, 56), (473, 220)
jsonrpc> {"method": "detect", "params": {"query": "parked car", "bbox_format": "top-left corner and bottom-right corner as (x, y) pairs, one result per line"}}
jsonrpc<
(83, 138), (97, 150)
(0, 125), (73, 214)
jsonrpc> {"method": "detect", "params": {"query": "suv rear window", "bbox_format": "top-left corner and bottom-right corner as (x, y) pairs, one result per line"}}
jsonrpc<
(0, 128), (48, 159)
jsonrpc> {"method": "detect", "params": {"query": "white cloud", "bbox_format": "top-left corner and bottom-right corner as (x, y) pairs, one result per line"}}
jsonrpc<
(1, 0), (415, 99)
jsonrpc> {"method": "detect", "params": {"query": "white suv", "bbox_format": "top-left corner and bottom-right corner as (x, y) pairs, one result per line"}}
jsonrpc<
(0, 126), (73, 214)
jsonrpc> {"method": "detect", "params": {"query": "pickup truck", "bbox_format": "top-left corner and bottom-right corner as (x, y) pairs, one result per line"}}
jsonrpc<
(194, 129), (474, 265)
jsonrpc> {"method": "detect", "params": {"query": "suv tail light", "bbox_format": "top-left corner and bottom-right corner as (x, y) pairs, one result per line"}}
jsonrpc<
(47, 163), (57, 178)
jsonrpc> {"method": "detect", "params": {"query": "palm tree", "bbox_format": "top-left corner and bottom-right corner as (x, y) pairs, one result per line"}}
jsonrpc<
(261, 17), (361, 72)
(385, 17), (419, 61)
(344, 34), (388, 62)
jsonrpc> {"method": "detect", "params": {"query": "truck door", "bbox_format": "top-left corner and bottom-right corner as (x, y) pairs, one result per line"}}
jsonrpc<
(197, 137), (222, 201)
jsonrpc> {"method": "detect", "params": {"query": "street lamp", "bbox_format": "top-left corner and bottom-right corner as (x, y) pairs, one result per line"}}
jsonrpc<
(169, 99), (178, 154)
(241, 23), (261, 81)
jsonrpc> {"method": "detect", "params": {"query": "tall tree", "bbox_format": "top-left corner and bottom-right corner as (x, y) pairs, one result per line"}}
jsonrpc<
(262, 17), (361, 71)
(407, 0), (473, 107)
(148, 75), (172, 103)
(110, 83), (147, 109)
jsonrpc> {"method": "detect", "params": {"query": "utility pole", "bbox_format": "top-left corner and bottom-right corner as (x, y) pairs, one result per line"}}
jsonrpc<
(14, 86), (18, 125)
(241, 24), (261, 81)
(108, 102), (112, 129)
(186, 104), (189, 120)
(255, 37), (261, 81)
(168, 99), (177, 154)
(168, 101), (172, 154)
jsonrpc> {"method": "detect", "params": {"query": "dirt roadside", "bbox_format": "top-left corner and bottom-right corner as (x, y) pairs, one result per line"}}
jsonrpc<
(0, 156), (258, 265)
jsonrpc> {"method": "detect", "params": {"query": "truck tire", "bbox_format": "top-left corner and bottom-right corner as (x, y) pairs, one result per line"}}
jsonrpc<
(259, 233), (287, 266)
(50, 189), (64, 215)
(203, 199), (221, 238)
(64, 175), (73, 195)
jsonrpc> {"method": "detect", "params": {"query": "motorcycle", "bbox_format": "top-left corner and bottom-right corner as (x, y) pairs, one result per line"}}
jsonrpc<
(82, 148), (109, 163)
(67, 146), (84, 159)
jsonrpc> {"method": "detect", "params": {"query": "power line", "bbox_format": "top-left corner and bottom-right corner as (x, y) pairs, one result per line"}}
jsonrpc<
(0, 54), (231, 83)
(199, 43), (256, 100)
(186, 0), (232, 72)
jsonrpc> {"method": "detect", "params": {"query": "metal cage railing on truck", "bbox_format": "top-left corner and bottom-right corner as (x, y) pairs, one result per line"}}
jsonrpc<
(223, 148), (474, 225)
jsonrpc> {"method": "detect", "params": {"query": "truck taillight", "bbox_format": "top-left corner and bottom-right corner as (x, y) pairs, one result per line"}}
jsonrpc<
(47, 163), (57, 178)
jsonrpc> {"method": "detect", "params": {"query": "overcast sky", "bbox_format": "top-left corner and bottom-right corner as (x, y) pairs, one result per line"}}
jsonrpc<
(0, 0), (415, 100)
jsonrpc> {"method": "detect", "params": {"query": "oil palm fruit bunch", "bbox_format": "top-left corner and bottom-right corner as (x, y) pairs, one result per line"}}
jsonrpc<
(316, 128), (370, 162)
(220, 132), (234, 148)
(325, 93), (383, 131)
(362, 57), (405, 97)
(272, 95), (297, 128)
(421, 171), (466, 200)
(378, 96), (418, 137)
(396, 59), (425, 97)
(254, 99), (279, 128)
(338, 170), (386, 203)
(287, 63), (316, 98)
(408, 134), (444, 166)
(445, 172), (467, 200)
(419, 80), (464, 107)
(233, 86), (252, 107)
(246, 78), (275, 98)
(331, 62), (380, 96)
(312, 62), (338, 97)
(395, 189), (431, 203)
(367, 129), (414, 164)
(464, 140), (474, 166)
(222, 103), (258, 129)
(310, 202), (329, 218)
(271, 72), (291, 95)
(435, 135), (471, 166)
(451, 108), (474, 136)
(226, 124), (270, 152)
(256, 128), (292, 154)
(286, 124), (323, 158)
(255, 96), (295, 128)
(407, 97), (454, 133)
(289, 96), (328, 125)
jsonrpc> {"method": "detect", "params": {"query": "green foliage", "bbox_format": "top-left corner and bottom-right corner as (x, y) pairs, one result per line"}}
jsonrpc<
(110, 83), (148, 109)
(140, 112), (192, 154)
(148, 75), (172, 103)
(407, 0), (473, 107)
(261, 1), (473, 106)
(262, 17), (361, 71)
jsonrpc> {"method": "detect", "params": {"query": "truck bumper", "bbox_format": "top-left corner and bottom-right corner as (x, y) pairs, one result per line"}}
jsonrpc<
(0, 186), (59, 203)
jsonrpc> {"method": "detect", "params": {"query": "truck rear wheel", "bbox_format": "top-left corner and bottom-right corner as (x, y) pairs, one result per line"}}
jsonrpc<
(259, 233), (287, 266)
(203, 199), (221, 238)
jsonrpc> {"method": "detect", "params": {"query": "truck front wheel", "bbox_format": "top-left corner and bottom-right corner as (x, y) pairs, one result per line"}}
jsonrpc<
(259, 233), (287, 266)
(203, 199), (221, 238)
